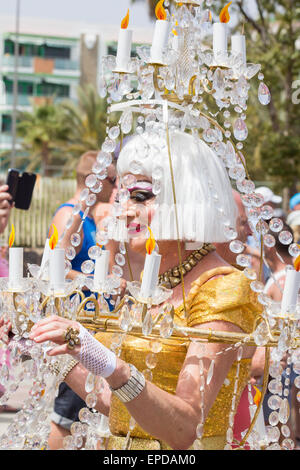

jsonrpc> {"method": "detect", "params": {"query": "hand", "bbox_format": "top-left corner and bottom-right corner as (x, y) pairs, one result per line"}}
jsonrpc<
(0, 185), (13, 234)
(0, 316), (12, 345)
(29, 315), (81, 357)
(280, 352), (288, 371)
(110, 278), (127, 306)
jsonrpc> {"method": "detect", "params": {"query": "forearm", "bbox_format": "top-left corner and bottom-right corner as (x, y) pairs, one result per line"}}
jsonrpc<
(66, 269), (83, 282)
(0, 213), (9, 234)
(65, 361), (112, 416)
(106, 358), (199, 450)
(69, 330), (200, 449)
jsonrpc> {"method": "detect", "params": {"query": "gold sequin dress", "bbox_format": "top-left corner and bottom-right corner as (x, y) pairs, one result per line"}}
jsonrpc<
(94, 266), (262, 450)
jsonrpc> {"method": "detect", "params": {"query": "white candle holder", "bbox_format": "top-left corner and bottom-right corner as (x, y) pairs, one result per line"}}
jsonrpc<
(126, 280), (173, 306)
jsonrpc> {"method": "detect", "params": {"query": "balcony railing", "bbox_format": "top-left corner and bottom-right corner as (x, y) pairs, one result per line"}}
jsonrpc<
(0, 133), (14, 144)
(2, 55), (33, 68)
(54, 58), (79, 71)
(2, 55), (79, 72)
(5, 93), (70, 107)
(5, 94), (31, 106)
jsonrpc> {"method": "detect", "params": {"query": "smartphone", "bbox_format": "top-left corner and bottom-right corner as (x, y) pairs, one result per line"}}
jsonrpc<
(6, 168), (19, 203)
(6, 169), (37, 210)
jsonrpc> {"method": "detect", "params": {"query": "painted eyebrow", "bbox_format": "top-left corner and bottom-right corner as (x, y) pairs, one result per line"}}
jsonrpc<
(129, 181), (153, 192)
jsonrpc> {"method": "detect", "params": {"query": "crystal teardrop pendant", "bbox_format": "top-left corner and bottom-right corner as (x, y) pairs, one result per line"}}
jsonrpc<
(142, 311), (153, 336)
(120, 109), (133, 135)
(258, 82), (271, 105)
(278, 398), (290, 424)
(233, 118), (248, 141)
(85, 372), (96, 394)
(206, 359), (215, 385)
(160, 314), (174, 339)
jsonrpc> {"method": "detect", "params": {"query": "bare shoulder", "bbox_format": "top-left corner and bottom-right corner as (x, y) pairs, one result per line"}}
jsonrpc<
(191, 250), (232, 280)
(52, 199), (78, 223)
(267, 281), (284, 302)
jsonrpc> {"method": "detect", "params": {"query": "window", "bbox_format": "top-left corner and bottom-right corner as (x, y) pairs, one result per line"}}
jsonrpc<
(3, 78), (34, 95)
(107, 43), (118, 56)
(37, 82), (69, 97)
(1, 114), (12, 132)
(4, 39), (14, 55)
(4, 39), (71, 59)
(44, 45), (71, 59)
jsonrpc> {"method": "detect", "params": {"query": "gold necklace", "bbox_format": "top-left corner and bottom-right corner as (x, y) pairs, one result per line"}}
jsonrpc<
(158, 243), (216, 289)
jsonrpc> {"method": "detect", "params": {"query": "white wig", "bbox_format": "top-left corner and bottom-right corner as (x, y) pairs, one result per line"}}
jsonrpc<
(117, 129), (237, 243)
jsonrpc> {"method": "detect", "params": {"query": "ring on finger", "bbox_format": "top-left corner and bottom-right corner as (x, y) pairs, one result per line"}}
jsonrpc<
(64, 327), (80, 350)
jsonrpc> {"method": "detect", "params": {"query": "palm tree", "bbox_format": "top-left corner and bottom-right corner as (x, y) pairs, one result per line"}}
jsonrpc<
(1, 86), (113, 177)
(59, 85), (108, 173)
(16, 98), (71, 176)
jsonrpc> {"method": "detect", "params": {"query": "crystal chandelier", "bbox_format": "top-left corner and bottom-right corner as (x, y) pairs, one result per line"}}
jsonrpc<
(0, 0), (299, 452)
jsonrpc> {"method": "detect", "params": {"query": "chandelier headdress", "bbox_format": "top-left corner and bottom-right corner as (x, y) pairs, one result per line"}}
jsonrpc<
(0, 0), (299, 452)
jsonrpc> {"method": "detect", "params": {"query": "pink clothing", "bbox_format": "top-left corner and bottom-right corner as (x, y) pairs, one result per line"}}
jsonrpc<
(232, 385), (258, 449)
(0, 248), (8, 277)
(0, 247), (9, 395)
(0, 349), (10, 396)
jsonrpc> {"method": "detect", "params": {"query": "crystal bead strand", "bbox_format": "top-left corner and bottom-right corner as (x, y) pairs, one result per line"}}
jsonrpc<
(245, 381), (256, 450)
(265, 353), (284, 449)
(195, 358), (206, 450)
(224, 345), (243, 450)
(192, 344), (206, 450)
(279, 350), (294, 450)
(122, 336), (163, 450)
(75, 331), (126, 451)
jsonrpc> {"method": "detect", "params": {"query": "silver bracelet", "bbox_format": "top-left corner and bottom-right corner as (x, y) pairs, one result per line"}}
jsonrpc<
(110, 364), (146, 403)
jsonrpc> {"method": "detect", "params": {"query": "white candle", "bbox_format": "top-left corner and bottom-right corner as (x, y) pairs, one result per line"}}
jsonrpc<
(49, 248), (65, 294)
(231, 34), (246, 65)
(140, 252), (161, 299)
(172, 32), (179, 52)
(255, 406), (267, 441)
(150, 19), (169, 64)
(116, 28), (133, 71)
(94, 250), (110, 290)
(281, 267), (300, 314)
(40, 238), (51, 280)
(9, 247), (23, 289)
(213, 22), (228, 63)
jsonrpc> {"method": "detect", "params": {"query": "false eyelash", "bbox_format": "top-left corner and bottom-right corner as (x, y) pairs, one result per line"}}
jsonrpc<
(130, 191), (154, 202)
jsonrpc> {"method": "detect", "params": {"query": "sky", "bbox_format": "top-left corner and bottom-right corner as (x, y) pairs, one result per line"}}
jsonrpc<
(0, 0), (154, 28)
(0, 0), (260, 27)
(0, 0), (260, 42)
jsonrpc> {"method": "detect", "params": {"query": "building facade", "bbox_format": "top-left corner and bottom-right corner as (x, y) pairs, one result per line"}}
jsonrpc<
(0, 31), (81, 151)
(0, 14), (152, 158)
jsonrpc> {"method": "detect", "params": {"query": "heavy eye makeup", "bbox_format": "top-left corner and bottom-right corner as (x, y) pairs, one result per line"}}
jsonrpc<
(129, 182), (154, 202)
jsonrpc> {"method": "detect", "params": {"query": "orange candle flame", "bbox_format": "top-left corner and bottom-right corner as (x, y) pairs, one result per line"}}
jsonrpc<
(49, 224), (58, 250)
(253, 385), (262, 407)
(146, 226), (156, 255)
(9, 224), (15, 248)
(172, 19), (178, 36)
(294, 252), (300, 272)
(219, 2), (232, 23)
(121, 9), (130, 29)
(155, 0), (167, 21)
